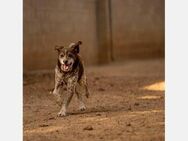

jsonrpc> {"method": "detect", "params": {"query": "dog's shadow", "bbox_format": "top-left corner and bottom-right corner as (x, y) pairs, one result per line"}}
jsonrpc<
(68, 106), (129, 116)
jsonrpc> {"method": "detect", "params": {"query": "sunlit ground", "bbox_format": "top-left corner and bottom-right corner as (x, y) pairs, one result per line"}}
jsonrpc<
(143, 81), (165, 91)
(139, 95), (162, 100)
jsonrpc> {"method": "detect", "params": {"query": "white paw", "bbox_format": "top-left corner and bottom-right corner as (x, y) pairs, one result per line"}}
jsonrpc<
(57, 111), (66, 117)
(79, 105), (86, 111)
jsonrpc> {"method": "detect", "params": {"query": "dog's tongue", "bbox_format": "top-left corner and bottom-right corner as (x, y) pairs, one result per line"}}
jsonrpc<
(63, 64), (69, 70)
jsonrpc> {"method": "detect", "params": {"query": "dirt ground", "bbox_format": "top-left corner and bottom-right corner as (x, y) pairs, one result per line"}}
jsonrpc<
(23, 59), (164, 141)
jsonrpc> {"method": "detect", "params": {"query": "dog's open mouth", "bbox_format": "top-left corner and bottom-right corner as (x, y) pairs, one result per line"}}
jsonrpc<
(62, 63), (72, 71)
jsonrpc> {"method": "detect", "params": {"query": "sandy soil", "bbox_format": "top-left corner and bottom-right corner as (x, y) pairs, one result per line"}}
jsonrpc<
(23, 59), (164, 141)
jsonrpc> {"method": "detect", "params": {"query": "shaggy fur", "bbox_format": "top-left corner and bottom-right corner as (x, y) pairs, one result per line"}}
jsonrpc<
(52, 41), (89, 117)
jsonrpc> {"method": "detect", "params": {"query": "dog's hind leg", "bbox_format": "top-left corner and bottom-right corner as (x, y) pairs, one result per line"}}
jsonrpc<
(84, 83), (90, 98)
(79, 76), (90, 98)
(75, 88), (86, 111)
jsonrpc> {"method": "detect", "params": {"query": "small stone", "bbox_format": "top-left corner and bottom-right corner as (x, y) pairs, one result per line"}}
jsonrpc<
(83, 125), (93, 131)
(39, 124), (49, 127)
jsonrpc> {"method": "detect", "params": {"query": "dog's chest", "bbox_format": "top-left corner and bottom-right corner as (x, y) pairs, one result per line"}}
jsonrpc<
(62, 73), (78, 85)
(57, 71), (78, 86)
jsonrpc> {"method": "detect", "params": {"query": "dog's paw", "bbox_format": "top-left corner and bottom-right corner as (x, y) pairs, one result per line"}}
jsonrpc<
(79, 105), (86, 111)
(57, 111), (66, 117)
(49, 89), (54, 94)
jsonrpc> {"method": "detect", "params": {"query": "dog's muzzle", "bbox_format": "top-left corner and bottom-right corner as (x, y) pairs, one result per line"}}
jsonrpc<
(62, 62), (72, 71)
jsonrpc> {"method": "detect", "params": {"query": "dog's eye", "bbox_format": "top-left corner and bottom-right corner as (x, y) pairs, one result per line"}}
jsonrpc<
(60, 54), (64, 58)
(68, 54), (73, 58)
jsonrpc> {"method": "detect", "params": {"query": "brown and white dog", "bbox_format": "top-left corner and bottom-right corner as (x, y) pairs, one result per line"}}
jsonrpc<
(52, 41), (89, 117)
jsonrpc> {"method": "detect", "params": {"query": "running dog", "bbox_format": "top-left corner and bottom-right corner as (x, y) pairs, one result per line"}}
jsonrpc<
(52, 41), (89, 117)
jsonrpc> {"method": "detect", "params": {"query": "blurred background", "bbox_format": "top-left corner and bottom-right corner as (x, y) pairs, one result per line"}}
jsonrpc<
(23, 0), (164, 72)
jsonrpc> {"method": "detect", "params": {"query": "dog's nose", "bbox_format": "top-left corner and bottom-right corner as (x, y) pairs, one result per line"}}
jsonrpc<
(63, 60), (68, 64)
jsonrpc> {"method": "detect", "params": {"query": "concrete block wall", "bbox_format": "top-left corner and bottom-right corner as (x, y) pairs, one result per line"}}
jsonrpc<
(111, 0), (164, 60)
(24, 0), (98, 71)
(23, 0), (164, 71)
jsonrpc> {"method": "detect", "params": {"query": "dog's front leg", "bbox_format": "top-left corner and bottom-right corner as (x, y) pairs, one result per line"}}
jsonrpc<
(57, 80), (76, 117)
(52, 80), (62, 106)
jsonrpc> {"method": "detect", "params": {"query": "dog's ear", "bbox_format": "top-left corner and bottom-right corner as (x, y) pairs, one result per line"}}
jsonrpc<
(55, 45), (64, 52)
(71, 41), (82, 54)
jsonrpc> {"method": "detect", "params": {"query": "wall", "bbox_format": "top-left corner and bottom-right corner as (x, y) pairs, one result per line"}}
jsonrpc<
(24, 0), (98, 71)
(23, 0), (164, 71)
(111, 0), (164, 60)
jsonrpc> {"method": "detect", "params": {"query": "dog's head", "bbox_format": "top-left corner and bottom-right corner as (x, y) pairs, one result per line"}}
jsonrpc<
(55, 41), (82, 72)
